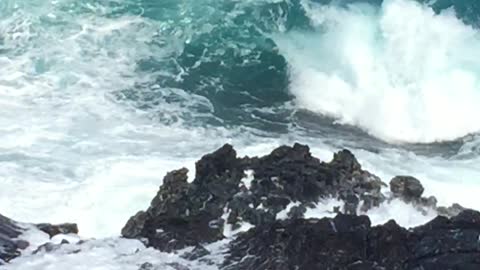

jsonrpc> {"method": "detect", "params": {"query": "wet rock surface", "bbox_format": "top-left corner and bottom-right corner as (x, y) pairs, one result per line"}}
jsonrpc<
(224, 210), (480, 270)
(181, 245), (211, 261)
(122, 143), (479, 269)
(36, 223), (79, 238)
(390, 175), (425, 200)
(0, 213), (79, 263)
(2, 143), (479, 269)
(123, 145), (243, 251)
(388, 176), (468, 218)
(122, 143), (386, 251)
(32, 239), (70, 255)
(0, 214), (24, 263)
(437, 203), (466, 217)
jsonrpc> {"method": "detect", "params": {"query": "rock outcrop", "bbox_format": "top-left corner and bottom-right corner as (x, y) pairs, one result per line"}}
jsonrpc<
(3, 143), (477, 269)
(121, 143), (479, 269)
(122, 145), (244, 251)
(223, 210), (480, 270)
(122, 143), (386, 251)
(0, 214), (24, 264)
(390, 175), (425, 200)
(388, 176), (466, 217)
(0, 214), (78, 264)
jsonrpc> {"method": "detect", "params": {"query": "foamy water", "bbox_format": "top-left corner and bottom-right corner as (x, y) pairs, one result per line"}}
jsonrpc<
(1, 0), (480, 268)
(278, 0), (480, 142)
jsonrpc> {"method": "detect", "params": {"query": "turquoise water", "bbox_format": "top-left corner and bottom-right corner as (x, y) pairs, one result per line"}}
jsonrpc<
(1, 0), (480, 140)
(1, 0), (480, 238)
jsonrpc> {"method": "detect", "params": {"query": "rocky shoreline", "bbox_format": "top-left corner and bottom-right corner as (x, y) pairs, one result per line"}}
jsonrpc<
(1, 144), (479, 269)
(0, 214), (78, 264)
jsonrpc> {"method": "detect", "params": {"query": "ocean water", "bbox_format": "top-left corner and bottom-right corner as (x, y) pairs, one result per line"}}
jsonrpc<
(1, 0), (480, 268)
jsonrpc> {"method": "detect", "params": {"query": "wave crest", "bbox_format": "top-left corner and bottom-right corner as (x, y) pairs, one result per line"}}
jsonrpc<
(277, 0), (480, 142)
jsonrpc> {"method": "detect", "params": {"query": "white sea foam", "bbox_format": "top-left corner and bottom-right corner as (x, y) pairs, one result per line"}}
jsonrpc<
(277, 0), (480, 143)
(287, 197), (436, 228)
(303, 198), (345, 219)
(365, 199), (437, 228)
(351, 147), (480, 210)
(276, 201), (301, 219)
(240, 170), (255, 189)
(7, 237), (225, 270)
(0, 0), (224, 237)
(1, 1), (480, 269)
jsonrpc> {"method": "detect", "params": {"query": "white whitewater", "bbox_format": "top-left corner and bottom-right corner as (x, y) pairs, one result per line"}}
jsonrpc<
(1, 0), (480, 269)
(277, 0), (480, 142)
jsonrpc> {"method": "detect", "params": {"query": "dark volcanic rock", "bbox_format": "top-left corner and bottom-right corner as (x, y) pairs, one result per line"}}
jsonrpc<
(246, 146), (384, 205)
(122, 145), (244, 251)
(122, 143), (480, 269)
(388, 176), (465, 217)
(138, 262), (154, 270)
(36, 223), (79, 238)
(0, 214), (24, 263)
(32, 239), (70, 255)
(390, 176), (424, 201)
(223, 214), (373, 270)
(181, 245), (210, 261)
(224, 211), (480, 270)
(122, 143), (386, 251)
(437, 203), (466, 217)
(1, 213), (79, 263)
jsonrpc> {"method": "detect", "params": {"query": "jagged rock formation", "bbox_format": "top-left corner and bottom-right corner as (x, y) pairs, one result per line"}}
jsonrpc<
(390, 175), (425, 200)
(122, 143), (479, 270)
(0, 214), (78, 264)
(2, 143), (478, 270)
(122, 143), (386, 251)
(0, 214), (24, 264)
(224, 210), (480, 270)
(388, 175), (464, 216)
